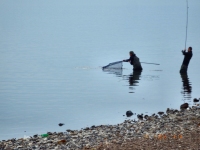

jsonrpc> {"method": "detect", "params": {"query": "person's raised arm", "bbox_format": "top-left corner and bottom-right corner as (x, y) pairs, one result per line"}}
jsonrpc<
(182, 50), (187, 55)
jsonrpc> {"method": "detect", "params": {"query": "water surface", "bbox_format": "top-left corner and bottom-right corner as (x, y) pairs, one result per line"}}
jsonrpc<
(0, 0), (200, 140)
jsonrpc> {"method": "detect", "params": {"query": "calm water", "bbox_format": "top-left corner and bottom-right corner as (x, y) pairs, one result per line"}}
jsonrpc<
(0, 0), (200, 140)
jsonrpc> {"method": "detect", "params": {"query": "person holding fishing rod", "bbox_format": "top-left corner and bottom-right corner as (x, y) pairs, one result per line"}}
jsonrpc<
(180, 0), (192, 73)
(123, 51), (143, 70)
(180, 47), (193, 73)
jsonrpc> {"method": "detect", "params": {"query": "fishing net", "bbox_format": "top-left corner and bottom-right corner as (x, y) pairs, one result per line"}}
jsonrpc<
(102, 61), (123, 69)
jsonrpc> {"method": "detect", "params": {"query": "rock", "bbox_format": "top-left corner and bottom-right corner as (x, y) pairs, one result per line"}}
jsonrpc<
(166, 108), (175, 114)
(17, 146), (23, 149)
(33, 134), (38, 138)
(174, 109), (179, 113)
(180, 103), (189, 109)
(47, 132), (53, 135)
(58, 123), (64, 126)
(144, 115), (149, 120)
(137, 114), (143, 120)
(84, 127), (90, 130)
(57, 139), (67, 145)
(4, 144), (11, 150)
(126, 111), (133, 117)
(158, 111), (164, 115)
(2, 102), (200, 150)
(166, 108), (170, 114)
(193, 98), (199, 102)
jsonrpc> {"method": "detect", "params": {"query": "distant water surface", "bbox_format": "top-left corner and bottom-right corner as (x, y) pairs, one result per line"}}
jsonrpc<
(0, 0), (200, 140)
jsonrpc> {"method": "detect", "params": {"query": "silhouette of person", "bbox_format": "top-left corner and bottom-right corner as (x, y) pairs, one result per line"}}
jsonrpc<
(180, 72), (192, 100)
(180, 47), (193, 73)
(123, 51), (143, 70)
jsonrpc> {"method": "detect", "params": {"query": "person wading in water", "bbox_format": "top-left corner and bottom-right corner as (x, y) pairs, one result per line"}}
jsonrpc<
(180, 47), (193, 73)
(123, 51), (143, 70)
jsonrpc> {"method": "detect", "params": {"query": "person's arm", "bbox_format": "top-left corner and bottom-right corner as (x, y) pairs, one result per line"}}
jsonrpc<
(182, 50), (189, 55)
(123, 58), (130, 62)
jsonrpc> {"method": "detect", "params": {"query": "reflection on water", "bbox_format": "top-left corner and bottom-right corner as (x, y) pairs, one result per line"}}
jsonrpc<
(102, 69), (122, 77)
(103, 69), (142, 93)
(126, 71), (142, 86)
(180, 73), (192, 101)
(124, 71), (142, 93)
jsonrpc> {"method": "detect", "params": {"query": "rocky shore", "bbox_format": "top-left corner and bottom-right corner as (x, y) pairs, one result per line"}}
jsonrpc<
(1, 100), (200, 150)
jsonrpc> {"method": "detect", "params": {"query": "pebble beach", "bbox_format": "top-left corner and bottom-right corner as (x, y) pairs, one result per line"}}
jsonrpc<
(1, 99), (200, 150)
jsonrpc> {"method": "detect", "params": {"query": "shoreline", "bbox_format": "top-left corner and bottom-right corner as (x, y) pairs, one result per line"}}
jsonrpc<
(1, 101), (200, 149)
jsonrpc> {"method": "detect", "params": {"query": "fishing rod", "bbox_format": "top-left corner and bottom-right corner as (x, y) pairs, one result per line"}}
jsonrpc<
(185, 0), (189, 50)
(142, 1), (189, 66)
(141, 62), (160, 65)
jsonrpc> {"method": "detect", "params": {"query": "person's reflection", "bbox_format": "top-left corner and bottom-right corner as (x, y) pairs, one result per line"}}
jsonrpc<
(129, 70), (142, 86)
(102, 69), (142, 93)
(180, 72), (192, 100)
(124, 70), (142, 93)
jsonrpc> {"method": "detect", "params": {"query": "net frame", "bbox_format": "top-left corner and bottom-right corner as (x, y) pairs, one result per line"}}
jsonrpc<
(102, 61), (123, 69)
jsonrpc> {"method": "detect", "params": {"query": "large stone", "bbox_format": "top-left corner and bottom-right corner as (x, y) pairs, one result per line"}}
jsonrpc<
(180, 103), (189, 109)
(126, 111), (133, 117)
(193, 98), (199, 102)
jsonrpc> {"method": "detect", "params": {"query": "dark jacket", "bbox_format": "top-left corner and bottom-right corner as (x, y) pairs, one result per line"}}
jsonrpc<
(182, 50), (193, 66)
(124, 54), (142, 70)
(124, 54), (135, 65)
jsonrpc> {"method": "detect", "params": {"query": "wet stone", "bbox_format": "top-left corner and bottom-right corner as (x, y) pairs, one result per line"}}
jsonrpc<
(126, 111), (133, 117)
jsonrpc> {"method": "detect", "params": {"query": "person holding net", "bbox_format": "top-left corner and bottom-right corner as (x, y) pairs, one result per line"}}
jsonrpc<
(123, 51), (143, 70)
